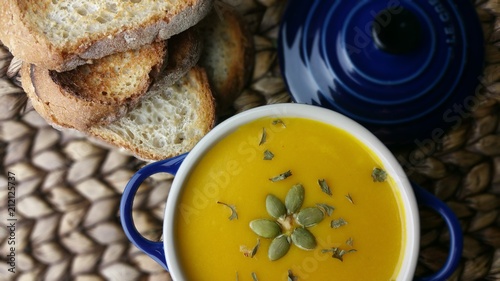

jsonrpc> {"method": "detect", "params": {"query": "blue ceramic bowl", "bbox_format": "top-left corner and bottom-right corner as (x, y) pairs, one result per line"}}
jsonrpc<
(120, 104), (463, 281)
(278, 0), (485, 145)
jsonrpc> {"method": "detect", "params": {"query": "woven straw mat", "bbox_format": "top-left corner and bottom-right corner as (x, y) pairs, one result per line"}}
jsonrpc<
(1, 0), (500, 280)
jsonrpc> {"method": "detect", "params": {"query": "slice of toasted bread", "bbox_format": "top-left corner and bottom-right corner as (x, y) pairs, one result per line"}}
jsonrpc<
(87, 67), (215, 161)
(198, 2), (254, 114)
(21, 41), (168, 130)
(151, 26), (202, 91)
(1, 0), (213, 71)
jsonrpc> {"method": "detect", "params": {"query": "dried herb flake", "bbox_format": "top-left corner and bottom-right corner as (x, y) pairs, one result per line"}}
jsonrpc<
(272, 119), (286, 127)
(240, 239), (261, 258)
(372, 168), (387, 182)
(259, 128), (267, 146)
(322, 247), (357, 261)
(316, 203), (335, 216)
(251, 239), (260, 257)
(331, 218), (348, 229)
(346, 237), (354, 246)
(217, 201), (238, 220)
(264, 150), (275, 160)
(318, 179), (332, 196)
(269, 170), (292, 182)
(288, 270), (297, 281)
(345, 193), (354, 204)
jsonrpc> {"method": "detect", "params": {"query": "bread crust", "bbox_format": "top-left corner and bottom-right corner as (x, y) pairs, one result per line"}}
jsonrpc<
(1, 0), (213, 71)
(150, 26), (202, 91)
(20, 41), (168, 130)
(198, 2), (254, 113)
(22, 63), (122, 130)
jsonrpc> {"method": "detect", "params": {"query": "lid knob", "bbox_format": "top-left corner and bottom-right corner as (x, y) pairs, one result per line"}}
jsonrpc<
(371, 8), (421, 54)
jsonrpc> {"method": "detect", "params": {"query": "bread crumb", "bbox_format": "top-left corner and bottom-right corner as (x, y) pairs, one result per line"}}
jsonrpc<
(124, 34), (137, 43)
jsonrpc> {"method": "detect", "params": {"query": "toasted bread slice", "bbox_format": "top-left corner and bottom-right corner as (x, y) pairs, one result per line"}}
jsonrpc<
(1, 0), (213, 71)
(21, 41), (168, 130)
(87, 67), (215, 161)
(198, 2), (254, 114)
(151, 26), (202, 91)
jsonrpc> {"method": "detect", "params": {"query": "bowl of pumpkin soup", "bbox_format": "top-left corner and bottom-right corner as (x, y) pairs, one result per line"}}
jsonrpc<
(120, 103), (462, 281)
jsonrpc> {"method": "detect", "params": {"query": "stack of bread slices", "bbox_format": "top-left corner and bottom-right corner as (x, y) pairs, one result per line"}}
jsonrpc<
(0, 0), (254, 161)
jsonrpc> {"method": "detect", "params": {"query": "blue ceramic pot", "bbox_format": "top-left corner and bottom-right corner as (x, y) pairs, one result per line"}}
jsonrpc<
(278, 0), (485, 145)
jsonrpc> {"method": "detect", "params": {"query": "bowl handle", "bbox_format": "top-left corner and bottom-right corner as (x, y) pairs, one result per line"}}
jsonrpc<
(119, 153), (188, 271)
(412, 183), (463, 281)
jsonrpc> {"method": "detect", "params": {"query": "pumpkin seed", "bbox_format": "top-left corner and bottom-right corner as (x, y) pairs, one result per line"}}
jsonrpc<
(266, 194), (286, 218)
(291, 227), (316, 250)
(268, 234), (291, 261)
(296, 207), (324, 227)
(250, 219), (281, 238)
(285, 184), (304, 214)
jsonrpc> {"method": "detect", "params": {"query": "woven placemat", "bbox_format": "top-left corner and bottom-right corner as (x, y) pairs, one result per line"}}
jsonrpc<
(0, 0), (499, 280)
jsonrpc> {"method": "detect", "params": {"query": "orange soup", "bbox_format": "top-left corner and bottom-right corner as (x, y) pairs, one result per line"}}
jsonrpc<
(174, 117), (406, 280)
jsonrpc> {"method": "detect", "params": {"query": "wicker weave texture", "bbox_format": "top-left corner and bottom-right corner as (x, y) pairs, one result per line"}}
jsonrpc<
(0, 0), (499, 280)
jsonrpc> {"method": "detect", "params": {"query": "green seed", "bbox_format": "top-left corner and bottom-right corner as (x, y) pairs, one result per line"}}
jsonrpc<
(250, 219), (281, 239)
(291, 227), (317, 250)
(266, 194), (287, 219)
(285, 184), (304, 214)
(296, 207), (325, 227)
(268, 234), (291, 261)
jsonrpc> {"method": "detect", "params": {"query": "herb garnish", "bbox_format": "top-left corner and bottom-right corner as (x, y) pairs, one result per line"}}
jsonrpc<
(259, 128), (267, 145)
(345, 193), (354, 204)
(331, 218), (348, 229)
(372, 168), (387, 182)
(318, 179), (332, 196)
(217, 201), (238, 220)
(272, 119), (286, 127)
(269, 170), (292, 182)
(240, 239), (261, 258)
(288, 270), (297, 281)
(323, 238), (357, 261)
(322, 247), (357, 261)
(264, 150), (275, 160)
(251, 239), (260, 257)
(346, 237), (354, 246)
(251, 272), (259, 281)
(316, 203), (335, 216)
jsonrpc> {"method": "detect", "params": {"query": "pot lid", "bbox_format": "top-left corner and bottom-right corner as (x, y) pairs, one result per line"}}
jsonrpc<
(278, 0), (485, 145)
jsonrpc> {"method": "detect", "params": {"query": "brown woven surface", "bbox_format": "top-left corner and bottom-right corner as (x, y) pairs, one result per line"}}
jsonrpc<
(0, 0), (499, 280)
